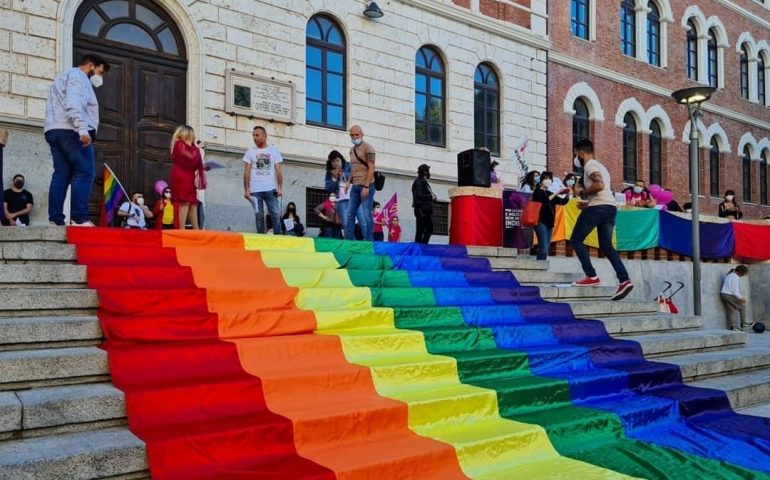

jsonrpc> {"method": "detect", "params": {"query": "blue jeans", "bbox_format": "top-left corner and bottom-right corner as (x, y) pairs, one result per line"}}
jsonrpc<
(570, 205), (629, 282)
(534, 223), (552, 260)
(336, 199), (349, 232)
(45, 129), (95, 224)
(250, 190), (282, 234)
(344, 183), (374, 241)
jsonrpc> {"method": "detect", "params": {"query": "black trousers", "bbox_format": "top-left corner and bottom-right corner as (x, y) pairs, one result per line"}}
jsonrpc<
(414, 208), (433, 244)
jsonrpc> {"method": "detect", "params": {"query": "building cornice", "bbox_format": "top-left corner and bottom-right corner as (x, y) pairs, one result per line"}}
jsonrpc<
(711, 0), (770, 31)
(550, 52), (770, 132)
(400, 0), (550, 52)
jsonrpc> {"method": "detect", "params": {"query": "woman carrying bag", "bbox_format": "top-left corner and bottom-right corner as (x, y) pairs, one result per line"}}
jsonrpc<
(528, 172), (570, 260)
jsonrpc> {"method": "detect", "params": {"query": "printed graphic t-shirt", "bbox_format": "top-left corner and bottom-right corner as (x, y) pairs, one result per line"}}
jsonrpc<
(243, 144), (283, 193)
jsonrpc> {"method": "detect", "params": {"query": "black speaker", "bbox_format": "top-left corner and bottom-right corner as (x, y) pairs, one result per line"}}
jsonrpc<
(457, 149), (491, 187)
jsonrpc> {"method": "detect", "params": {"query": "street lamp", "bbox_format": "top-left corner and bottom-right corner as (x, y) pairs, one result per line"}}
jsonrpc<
(363, 2), (384, 18)
(671, 86), (716, 317)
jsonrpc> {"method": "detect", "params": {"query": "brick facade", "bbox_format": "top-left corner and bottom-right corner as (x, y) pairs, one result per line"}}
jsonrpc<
(549, 0), (770, 219)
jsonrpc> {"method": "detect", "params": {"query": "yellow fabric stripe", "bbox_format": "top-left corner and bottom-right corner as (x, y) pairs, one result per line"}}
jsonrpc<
(242, 233), (316, 252)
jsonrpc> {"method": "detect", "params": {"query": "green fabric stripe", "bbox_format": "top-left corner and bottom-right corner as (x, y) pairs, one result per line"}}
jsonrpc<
(331, 252), (394, 270)
(314, 237), (374, 254)
(386, 309), (769, 480)
(346, 270), (412, 288)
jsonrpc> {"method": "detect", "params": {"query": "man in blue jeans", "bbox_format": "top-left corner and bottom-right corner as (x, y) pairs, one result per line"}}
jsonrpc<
(44, 54), (109, 226)
(242, 126), (283, 234)
(571, 139), (634, 301)
(344, 125), (376, 241)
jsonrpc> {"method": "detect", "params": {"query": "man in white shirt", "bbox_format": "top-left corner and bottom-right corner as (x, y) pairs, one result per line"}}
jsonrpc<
(44, 54), (109, 226)
(720, 265), (751, 331)
(117, 192), (153, 229)
(242, 126), (283, 234)
(570, 139), (633, 301)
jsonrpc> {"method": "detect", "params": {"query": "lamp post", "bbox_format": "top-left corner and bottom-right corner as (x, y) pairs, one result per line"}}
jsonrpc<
(363, 2), (384, 18)
(671, 86), (716, 317)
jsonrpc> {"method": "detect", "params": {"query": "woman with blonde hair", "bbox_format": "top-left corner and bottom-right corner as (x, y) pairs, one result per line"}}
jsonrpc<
(170, 125), (206, 229)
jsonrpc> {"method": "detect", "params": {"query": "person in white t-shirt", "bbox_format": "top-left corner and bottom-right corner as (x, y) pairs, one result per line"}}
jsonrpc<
(117, 192), (153, 229)
(242, 126), (283, 234)
(570, 139), (633, 301)
(720, 265), (752, 331)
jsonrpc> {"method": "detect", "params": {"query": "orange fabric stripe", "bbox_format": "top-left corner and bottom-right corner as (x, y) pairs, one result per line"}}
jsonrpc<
(165, 233), (467, 479)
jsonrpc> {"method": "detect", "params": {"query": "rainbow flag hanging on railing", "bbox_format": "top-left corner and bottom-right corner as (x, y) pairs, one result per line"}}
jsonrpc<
(100, 164), (127, 227)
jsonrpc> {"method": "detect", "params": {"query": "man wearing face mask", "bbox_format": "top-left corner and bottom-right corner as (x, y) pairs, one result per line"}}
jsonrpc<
(118, 192), (153, 229)
(44, 54), (110, 226)
(2, 174), (34, 226)
(412, 164), (436, 244)
(345, 125), (376, 241)
(621, 180), (655, 208)
(571, 139), (634, 301)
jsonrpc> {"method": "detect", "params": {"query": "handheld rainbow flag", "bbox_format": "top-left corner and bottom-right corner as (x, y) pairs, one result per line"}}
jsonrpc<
(100, 164), (128, 226)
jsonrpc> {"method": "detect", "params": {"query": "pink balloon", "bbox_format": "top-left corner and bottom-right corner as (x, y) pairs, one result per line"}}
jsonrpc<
(656, 190), (673, 205)
(648, 184), (662, 194)
(154, 180), (168, 196)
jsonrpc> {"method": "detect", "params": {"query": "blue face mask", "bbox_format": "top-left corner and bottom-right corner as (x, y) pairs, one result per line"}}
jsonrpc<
(566, 179), (576, 187)
(533, 175), (541, 184)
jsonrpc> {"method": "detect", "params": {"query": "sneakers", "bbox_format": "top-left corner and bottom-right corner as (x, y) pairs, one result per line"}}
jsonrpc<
(741, 322), (756, 331)
(573, 276), (601, 287)
(70, 220), (95, 227)
(612, 280), (634, 301)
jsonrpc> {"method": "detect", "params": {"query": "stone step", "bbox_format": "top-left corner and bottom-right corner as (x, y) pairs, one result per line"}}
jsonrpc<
(592, 315), (703, 336)
(0, 226), (67, 243)
(486, 256), (548, 271)
(515, 271), (582, 285)
(738, 403), (770, 418)
(0, 242), (77, 264)
(1, 383), (126, 438)
(0, 264), (87, 287)
(0, 427), (147, 479)
(567, 300), (659, 318)
(664, 344), (770, 382)
(0, 316), (102, 351)
(689, 368), (770, 410)
(466, 246), (518, 258)
(538, 285), (616, 300)
(0, 289), (98, 317)
(624, 329), (747, 358)
(0, 347), (108, 391)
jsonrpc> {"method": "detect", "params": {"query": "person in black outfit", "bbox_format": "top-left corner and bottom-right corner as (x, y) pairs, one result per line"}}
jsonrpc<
(412, 164), (436, 244)
(532, 172), (570, 260)
(2, 174), (34, 226)
(718, 190), (743, 220)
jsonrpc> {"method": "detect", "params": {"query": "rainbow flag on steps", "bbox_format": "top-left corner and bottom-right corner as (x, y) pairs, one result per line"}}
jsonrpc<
(67, 227), (770, 479)
(100, 164), (127, 227)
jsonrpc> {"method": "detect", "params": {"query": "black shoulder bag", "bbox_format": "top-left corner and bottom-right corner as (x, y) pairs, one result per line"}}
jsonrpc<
(353, 147), (385, 191)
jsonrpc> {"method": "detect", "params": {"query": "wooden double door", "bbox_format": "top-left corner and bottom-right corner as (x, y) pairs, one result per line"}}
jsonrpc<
(73, 46), (186, 220)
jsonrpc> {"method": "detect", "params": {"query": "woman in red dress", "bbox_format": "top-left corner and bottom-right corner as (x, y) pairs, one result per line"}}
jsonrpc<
(170, 125), (206, 229)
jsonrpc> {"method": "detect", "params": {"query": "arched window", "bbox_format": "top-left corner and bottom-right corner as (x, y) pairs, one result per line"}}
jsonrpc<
(649, 120), (662, 185)
(761, 151), (768, 206)
(474, 63), (500, 155)
(707, 29), (718, 88)
(75, 0), (183, 56)
(759, 55), (766, 105)
(623, 113), (637, 183)
(572, 98), (590, 148)
(709, 138), (720, 197)
(306, 15), (346, 129)
(620, 0), (636, 57)
(686, 20), (698, 81)
(571, 0), (590, 39)
(743, 146), (752, 202)
(740, 44), (750, 100)
(415, 46), (445, 147)
(647, 2), (661, 66)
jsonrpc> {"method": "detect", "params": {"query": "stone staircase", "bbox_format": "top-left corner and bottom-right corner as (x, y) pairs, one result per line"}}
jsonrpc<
(0, 228), (148, 479)
(470, 246), (770, 415)
(0, 228), (768, 478)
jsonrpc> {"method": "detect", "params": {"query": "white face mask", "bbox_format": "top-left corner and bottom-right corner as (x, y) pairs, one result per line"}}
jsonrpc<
(573, 156), (582, 168)
(542, 179), (552, 188)
(90, 74), (103, 88)
(685, 209), (692, 213)
(633, 186), (643, 194)
(164, 192), (171, 199)
(136, 198), (145, 206)
(351, 138), (362, 146)
(566, 179), (576, 187)
(726, 195), (734, 202)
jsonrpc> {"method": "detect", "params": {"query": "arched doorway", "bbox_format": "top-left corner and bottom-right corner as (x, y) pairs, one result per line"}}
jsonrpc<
(73, 0), (187, 219)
